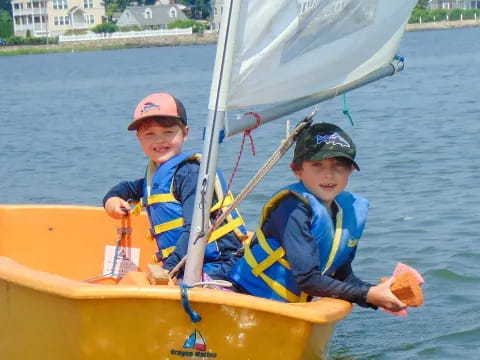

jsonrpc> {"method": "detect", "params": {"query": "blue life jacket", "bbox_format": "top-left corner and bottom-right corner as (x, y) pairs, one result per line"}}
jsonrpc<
(230, 182), (368, 302)
(133, 152), (248, 263)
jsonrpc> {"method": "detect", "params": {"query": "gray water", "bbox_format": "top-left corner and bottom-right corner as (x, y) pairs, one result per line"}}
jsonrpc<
(1, 27), (479, 359)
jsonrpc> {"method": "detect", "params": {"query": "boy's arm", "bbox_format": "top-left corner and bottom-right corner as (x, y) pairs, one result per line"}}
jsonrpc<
(333, 261), (377, 308)
(334, 258), (373, 287)
(271, 197), (373, 307)
(332, 243), (406, 311)
(103, 179), (144, 219)
(162, 162), (199, 271)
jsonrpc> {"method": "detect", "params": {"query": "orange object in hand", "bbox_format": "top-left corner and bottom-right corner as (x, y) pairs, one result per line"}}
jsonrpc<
(390, 272), (424, 307)
(380, 263), (425, 316)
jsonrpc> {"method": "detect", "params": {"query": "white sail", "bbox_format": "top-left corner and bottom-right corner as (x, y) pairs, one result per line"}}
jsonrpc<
(215, 0), (417, 110)
(185, 0), (417, 284)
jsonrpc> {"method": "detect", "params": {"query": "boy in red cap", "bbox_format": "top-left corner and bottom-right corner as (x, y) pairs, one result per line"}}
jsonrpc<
(229, 122), (406, 312)
(104, 92), (248, 280)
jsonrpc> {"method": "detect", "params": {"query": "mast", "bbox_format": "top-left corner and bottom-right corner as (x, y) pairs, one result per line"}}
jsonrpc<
(182, 0), (241, 285)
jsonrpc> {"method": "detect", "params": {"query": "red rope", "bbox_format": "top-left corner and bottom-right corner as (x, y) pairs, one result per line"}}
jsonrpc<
(119, 215), (132, 260)
(226, 112), (261, 190)
(243, 112), (262, 156)
(215, 112), (262, 223)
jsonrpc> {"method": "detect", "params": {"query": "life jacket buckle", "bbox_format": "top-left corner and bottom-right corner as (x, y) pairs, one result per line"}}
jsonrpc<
(152, 252), (164, 263)
(146, 227), (156, 241)
(131, 201), (143, 216)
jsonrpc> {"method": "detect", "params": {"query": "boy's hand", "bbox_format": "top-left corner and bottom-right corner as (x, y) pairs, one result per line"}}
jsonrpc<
(366, 278), (407, 312)
(104, 197), (131, 219)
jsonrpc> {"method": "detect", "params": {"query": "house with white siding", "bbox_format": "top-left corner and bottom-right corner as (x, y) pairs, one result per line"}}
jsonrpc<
(210, 0), (223, 31)
(427, 0), (480, 10)
(11, 0), (105, 36)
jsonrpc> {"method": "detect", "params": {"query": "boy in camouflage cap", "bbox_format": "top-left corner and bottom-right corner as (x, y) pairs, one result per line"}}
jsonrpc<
(230, 123), (406, 312)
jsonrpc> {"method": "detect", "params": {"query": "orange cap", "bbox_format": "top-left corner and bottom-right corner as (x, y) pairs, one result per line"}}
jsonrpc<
(128, 92), (187, 131)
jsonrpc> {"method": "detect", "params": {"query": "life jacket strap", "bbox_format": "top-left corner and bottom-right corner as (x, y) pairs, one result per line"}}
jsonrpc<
(210, 192), (234, 212)
(132, 194), (179, 216)
(152, 245), (177, 262)
(244, 235), (305, 303)
(256, 227), (291, 269)
(152, 217), (184, 236)
(145, 193), (178, 205)
(230, 211), (249, 242)
(321, 204), (344, 275)
(252, 247), (285, 276)
(211, 192), (248, 243)
(209, 216), (244, 243)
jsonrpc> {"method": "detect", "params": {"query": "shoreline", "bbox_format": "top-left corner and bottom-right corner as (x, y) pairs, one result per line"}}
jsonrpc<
(406, 19), (480, 32)
(0, 32), (218, 56)
(0, 20), (478, 56)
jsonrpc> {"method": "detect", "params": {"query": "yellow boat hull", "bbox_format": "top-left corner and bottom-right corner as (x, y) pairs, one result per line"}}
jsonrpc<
(0, 205), (352, 360)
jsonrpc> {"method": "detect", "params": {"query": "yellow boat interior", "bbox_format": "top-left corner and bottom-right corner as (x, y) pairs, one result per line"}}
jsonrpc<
(0, 205), (352, 360)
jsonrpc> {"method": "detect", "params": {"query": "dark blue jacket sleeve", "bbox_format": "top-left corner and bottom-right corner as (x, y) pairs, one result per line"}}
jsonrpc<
(102, 178), (144, 206)
(263, 195), (374, 308)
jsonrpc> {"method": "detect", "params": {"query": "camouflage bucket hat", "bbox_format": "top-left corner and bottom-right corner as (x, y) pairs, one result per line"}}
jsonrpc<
(293, 122), (360, 170)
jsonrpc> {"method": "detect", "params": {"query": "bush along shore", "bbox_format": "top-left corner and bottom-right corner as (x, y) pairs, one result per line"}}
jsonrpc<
(1, 20), (479, 56)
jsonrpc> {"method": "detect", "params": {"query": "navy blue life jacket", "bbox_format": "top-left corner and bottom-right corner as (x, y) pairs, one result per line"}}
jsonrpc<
(230, 182), (368, 302)
(133, 152), (248, 263)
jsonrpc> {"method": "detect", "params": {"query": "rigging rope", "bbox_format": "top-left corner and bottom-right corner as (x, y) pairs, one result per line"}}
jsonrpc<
(215, 111), (261, 221)
(188, 112), (261, 268)
(242, 112), (262, 156)
(180, 283), (202, 323)
(168, 111), (316, 278)
(342, 93), (354, 126)
(179, 279), (233, 323)
(82, 215), (132, 282)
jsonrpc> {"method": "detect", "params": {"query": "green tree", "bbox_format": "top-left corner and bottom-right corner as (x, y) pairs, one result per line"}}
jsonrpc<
(0, 9), (13, 38)
(0, 8), (11, 22)
(104, 2), (121, 21)
(415, 0), (430, 10)
(103, 0), (135, 21)
(103, 0), (131, 16)
(179, 0), (210, 19)
(91, 22), (118, 33)
(168, 19), (204, 33)
(0, 0), (11, 15)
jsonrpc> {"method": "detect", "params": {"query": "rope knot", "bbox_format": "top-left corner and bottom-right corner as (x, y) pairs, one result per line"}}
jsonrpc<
(244, 112), (262, 155)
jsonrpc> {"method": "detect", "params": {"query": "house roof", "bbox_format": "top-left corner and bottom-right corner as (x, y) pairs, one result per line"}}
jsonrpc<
(119, 4), (188, 27)
(68, 6), (86, 15)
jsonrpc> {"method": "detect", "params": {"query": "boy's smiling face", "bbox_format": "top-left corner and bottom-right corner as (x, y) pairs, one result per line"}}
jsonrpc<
(291, 157), (354, 208)
(136, 119), (189, 165)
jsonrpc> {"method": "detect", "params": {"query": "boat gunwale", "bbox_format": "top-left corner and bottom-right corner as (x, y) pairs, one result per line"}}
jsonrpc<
(0, 256), (352, 324)
(0, 204), (107, 211)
